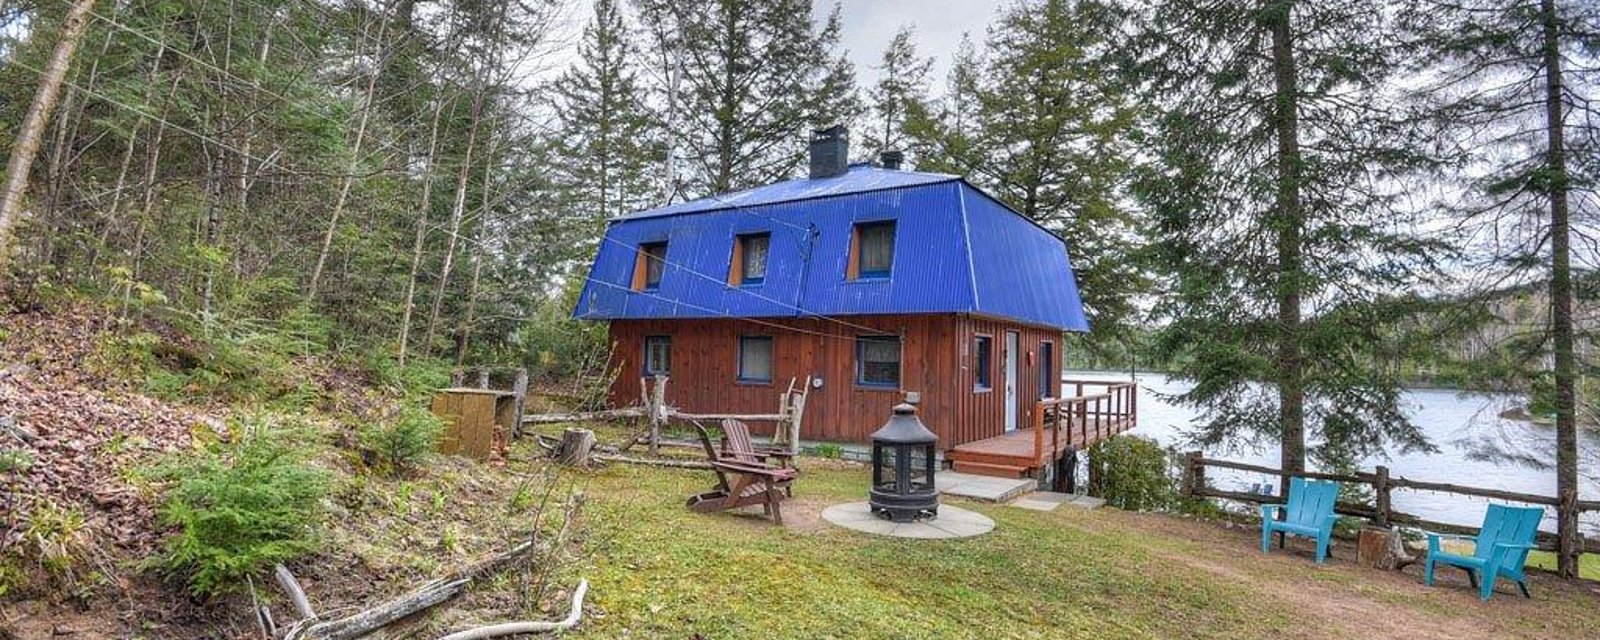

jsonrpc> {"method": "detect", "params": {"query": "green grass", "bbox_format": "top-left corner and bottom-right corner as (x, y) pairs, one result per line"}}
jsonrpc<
(1526, 550), (1600, 580)
(538, 442), (1600, 640)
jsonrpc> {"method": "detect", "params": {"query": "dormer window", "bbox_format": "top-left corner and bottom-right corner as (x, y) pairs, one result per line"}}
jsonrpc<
(849, 220), (895, 280)
(729, 232), (770, 286)
(633, 242), (668, 291)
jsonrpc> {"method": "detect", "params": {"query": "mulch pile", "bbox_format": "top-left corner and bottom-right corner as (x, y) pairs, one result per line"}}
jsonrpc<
(0, 304), (224, 556)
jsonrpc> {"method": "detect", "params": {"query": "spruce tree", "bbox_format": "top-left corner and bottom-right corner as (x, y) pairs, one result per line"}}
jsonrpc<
(909, 0), (1144, 353)
(550, 0), (661, 228)
(1400, 0), (1598, 576)
(634, 0), (859, 195)
(862, 25), (932, 162)
(1133, 1), (1444, 481)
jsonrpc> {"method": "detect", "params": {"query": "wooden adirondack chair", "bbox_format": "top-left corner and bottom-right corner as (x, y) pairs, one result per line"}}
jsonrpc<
(719, 419), (795, 468)
(1424, 504), (1543, 600)
(685, 421), (798, 524)
(1260, 477), (1340, 564)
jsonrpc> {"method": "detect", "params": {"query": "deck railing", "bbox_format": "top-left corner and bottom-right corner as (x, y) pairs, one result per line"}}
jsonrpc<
(1032, 380), (1139, 464)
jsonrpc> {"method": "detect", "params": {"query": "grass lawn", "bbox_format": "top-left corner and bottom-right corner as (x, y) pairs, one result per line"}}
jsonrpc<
(1526, 550), (1600, 580)
(537, 439), (1600, 640)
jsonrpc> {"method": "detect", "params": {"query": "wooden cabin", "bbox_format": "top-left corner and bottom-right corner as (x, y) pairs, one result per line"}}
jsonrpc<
(574, 128), (1134, 478)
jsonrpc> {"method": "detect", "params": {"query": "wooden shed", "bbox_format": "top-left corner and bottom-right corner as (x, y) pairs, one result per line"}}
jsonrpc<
(430, 388), (516, 461)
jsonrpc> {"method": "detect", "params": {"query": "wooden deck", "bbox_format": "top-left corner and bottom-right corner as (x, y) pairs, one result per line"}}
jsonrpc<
(946, 380), (1137, 478)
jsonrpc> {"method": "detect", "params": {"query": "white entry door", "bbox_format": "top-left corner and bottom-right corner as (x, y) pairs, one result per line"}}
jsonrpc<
(1004, 331), (1019, 431)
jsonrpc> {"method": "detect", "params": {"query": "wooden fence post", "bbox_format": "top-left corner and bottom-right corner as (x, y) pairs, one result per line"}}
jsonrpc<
(1181, 451), (1204, 498)
(1374, 465), (1392, 527)
(511, 368), (528, 439)
(476, 368), (490, 389)
(648, 375), (668, 456)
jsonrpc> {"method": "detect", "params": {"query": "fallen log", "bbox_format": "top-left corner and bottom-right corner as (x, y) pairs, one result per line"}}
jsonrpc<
(274, 564), (315, 619)
(281, 495), (584, 640)
(521, 408), (645, 425)
(594, 454), (711, 470)
(0, 415), (36, 445)
(435, 579), (589, 640)
(667, 411), (785, 422)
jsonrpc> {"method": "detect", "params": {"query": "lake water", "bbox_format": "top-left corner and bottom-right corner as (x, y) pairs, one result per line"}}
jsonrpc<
(1067, 371), (1600, 536)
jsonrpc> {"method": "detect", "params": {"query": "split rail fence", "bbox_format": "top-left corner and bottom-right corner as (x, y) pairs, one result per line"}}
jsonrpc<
(1180, 454), (1600, 560)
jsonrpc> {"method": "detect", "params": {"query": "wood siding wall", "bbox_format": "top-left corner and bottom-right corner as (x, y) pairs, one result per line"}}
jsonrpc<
(605, 314), (1063, 448)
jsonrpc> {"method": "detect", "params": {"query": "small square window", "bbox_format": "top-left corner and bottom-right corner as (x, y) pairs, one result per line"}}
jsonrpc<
(855, 335), (901, 388)
(634, 242), (668, 291)
(732, 233), (770, 286)
(738, 336), (773, 383)
(644, 336), (671, 376)
(974, 335), (993, 391)
(852, 221), (895, 279)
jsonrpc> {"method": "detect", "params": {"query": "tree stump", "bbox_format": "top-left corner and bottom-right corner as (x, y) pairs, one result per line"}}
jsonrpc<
(1357, 526), (1415, 570)
(556, 428), (596, 467)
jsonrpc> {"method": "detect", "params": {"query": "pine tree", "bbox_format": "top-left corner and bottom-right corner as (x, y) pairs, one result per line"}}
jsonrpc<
(1400, 0), (1599, 577)
(862, 25), (932, 162)
(635, 0), (859, 195)
(1133, 0), (1445, 481)
(550, 0), (661, 237)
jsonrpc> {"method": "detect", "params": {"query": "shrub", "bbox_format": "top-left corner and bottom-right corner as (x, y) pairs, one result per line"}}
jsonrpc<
(1087, 435), (1176, 512)
(361, 406), (444, 476)
(812, 443), (843, 459)
(149, 417), (330, 598)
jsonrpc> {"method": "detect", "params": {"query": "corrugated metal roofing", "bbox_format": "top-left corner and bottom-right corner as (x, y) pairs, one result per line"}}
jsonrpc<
(573, 165), (1090, 332)
(617, 164), (959, 220)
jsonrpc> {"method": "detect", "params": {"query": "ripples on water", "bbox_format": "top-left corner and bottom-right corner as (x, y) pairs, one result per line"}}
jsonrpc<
(1068, 371), (1600, 535)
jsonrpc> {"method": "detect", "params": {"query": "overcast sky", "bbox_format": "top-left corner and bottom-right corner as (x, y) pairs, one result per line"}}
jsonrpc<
(544, 1), (1004, 93)
(834, 1), (1003, 89)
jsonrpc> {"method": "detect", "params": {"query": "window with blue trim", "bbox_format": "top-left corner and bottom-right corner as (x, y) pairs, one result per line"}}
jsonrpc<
(737, 336), (773, 383)
(644, 336), (671, 376)
(639, 242), (667, 290)
(736, 233), (769, 286)
(855, 335), (901, 388)
(853, 220), (895, 279)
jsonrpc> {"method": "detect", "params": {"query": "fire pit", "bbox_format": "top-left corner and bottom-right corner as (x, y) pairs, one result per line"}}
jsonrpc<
(868, 403), (939, 522)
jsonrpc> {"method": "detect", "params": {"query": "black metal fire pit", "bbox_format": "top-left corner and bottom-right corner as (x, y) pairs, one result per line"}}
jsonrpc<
(868, 403), (939, 523)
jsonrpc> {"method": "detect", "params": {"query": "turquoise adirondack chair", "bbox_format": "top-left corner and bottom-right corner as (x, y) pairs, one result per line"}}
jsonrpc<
(1260, 477), (1340, 564)
(1424, 504), (1544, 600)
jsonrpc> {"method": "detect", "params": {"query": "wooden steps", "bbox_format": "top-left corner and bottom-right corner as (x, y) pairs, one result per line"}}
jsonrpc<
(950, 460), (1030, 478)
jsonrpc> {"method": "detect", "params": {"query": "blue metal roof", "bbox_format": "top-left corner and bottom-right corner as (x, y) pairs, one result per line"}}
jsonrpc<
(573, 165), (1090, 332)
(618, 164), (959, 220)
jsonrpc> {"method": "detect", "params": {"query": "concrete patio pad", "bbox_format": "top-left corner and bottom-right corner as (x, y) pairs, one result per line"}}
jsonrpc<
(821, 502), (995, 539)
(934, 471), (1035, 502)
(1009, 491), (1105, 512)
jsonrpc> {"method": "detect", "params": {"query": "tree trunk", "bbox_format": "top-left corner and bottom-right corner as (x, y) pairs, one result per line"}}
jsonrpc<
(397, 90), (448, 365)
(0, 0), (98, 272)
(456, 133), (498, 366)
(1268, 1), (1306, 491)
(423, 79), (486, 354)
(308, 9), (389, 301)
(556, 428), (596, 466)
(1539, 0), (1579, 579)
